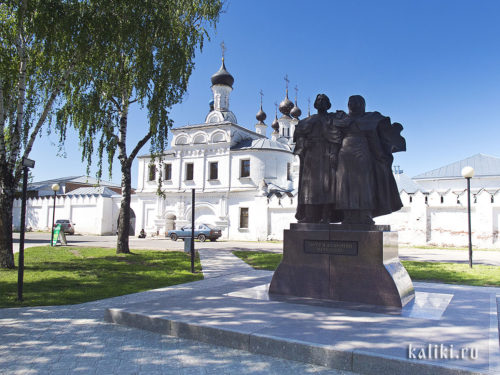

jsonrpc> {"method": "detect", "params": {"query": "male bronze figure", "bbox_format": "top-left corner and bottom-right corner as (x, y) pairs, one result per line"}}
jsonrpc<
(293, 94), (344, 223)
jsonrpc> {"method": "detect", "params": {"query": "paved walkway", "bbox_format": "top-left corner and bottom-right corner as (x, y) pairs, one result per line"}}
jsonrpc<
(0, 249), (355, 375)
(199, 249), (255, 278)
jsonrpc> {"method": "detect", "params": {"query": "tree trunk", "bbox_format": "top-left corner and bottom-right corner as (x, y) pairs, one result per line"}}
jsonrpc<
(116, 161), (132, 254)
(0, 173), (16, 268)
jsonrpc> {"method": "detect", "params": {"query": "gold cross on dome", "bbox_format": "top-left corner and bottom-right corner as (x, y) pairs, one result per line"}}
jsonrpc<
(284, 74), (289, 91)
(220, 41), (226, 59)
(259, 89), (264, 107)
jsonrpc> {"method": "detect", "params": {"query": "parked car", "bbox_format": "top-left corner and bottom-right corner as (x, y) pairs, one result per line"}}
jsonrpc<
(167, 224), (222, 242)
(54, 219), (75, 235)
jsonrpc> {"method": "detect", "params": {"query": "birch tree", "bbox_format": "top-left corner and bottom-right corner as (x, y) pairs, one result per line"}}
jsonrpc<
(57, 0), (223, 253)
(0, 0), (86, 268)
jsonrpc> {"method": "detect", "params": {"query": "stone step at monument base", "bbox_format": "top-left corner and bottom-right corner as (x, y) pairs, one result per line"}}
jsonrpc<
(105, 309), (485, 375)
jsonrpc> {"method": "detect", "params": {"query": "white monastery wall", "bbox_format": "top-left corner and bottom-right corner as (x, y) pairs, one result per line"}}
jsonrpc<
(376, 189), (500, 248)
(13, 195), (115, 235)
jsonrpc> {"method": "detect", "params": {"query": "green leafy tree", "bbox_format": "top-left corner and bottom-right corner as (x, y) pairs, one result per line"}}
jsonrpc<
(0, 0), (86, 268)
(57, 0), (223, 253)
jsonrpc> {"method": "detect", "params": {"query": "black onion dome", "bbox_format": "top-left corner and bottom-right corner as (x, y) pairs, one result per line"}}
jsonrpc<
(211, 59), (234, 88)
(279, 94), (294, 116)
(271, 116), (279, 132)
(290, 102), (302, 118)
(256, 107), (267, 123)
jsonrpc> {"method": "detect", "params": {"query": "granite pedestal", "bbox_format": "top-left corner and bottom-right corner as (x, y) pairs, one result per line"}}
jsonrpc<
(269, 223), (415, 308)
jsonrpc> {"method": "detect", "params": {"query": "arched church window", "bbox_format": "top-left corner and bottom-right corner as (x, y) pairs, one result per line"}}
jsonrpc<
(211, 132), (226, 143)
(175, 135), (189, 145)
(193, 134), (207, 144)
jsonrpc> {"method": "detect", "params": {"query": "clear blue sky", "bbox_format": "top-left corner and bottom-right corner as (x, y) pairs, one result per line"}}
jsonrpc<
(29, 0), (500, 187)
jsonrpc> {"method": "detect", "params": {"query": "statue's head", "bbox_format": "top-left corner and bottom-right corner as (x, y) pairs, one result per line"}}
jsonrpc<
(314, 94), (331, 113)
(348, 95), (366, 116)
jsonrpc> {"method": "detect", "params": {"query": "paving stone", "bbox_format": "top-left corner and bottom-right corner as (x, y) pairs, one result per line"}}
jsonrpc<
(43, 369), (71, 375)
(72, 366), (97, 374)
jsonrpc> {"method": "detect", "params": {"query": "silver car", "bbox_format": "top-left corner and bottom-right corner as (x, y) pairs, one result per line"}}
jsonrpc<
(55, 219), (75, 235)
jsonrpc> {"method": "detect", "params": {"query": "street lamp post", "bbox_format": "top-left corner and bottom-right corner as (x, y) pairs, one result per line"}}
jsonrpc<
(50, 183), (60, 246)
(461, 166), (475, 268)
(18, 157), (35, 301)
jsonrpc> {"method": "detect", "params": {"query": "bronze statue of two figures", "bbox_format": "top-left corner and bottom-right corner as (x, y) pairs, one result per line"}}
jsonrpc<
(269, 94), (414, 308)
(294, 94), (405, 225)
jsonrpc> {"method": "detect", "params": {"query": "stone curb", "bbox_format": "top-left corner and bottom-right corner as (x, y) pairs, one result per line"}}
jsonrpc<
(104, 308), (488, 375)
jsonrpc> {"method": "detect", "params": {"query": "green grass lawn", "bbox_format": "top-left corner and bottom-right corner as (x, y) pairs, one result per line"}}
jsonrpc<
(233, 251), (281, 271)
(401, 261), (500, 286)
(0, 246), (203, 308)
(232, 251), (500, 287)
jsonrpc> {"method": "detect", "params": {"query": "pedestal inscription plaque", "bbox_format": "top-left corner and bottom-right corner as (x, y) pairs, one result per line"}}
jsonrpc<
(269, 223), (415, 308)
(304, 240), (358, 255)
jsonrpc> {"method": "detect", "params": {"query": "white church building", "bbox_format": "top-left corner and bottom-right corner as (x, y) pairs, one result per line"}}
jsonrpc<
(129, 57), (301, 240)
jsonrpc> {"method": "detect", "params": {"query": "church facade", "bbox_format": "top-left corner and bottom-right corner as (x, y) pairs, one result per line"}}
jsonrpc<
(130, 58), (302, 240)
